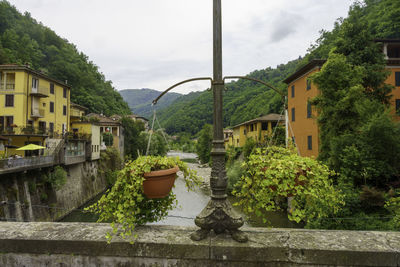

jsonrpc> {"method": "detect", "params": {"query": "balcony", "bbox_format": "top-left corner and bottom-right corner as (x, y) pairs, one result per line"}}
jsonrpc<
(0, 83), (15, 91)
(31, 108), (45, 118)
(0, 126), (49, 136)
(70, 109), (82, 118)
(0, 155), (55, 175)
(30, 86), (49, 97)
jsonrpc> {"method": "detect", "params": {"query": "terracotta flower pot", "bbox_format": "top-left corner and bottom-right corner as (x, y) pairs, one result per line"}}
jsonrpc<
(143, 166), (179, 199)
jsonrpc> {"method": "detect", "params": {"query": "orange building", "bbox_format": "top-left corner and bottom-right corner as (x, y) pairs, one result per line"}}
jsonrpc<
(284, 40), (400, 158)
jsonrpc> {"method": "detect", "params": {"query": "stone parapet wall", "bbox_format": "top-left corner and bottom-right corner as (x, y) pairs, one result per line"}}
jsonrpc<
(0, 222), (399, 266)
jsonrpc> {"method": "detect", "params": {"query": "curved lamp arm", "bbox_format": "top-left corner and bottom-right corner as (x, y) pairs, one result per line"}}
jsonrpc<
(223, 76), (284, 97)
(152, 77), (212, 105)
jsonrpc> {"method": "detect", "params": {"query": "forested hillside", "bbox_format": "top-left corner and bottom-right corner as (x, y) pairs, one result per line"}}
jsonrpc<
(120, 88), (181, 119)
(0, 1), (130, 115)
(158, 58), (301, 135)
(158, 0), (400, 136)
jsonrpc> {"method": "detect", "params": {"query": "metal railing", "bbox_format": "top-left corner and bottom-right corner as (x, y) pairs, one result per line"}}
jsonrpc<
(0, 126), (53, 136)
(0, 83), (15, 90)
(0, 155), (54, 171)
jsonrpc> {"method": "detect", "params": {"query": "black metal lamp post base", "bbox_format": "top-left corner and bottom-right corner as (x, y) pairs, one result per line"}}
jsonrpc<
(190, 198), (248, 243)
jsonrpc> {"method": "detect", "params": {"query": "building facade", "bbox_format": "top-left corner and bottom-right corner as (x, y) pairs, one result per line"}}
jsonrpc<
(284, 40), (400, 158)
(228, 114), (285, 148)
(0, 64), (70, 156)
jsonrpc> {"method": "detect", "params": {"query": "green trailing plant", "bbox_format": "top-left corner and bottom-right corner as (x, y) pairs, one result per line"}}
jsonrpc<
(233, 146), (344, 225)
(102, 132), (114, 147)
(86, 155), (201, 243)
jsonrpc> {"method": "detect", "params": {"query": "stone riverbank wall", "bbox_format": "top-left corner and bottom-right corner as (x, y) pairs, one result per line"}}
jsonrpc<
(0, 160), (108, 222)
(0, 222), (399, 266)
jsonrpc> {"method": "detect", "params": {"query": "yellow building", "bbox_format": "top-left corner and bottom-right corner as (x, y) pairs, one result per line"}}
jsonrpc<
(0, 64), (70, 156)
(229, 114), (285, 148)
(70, 121), (101, 160)
(284, 39), (400, 158)
(87, 113), (124, 158)
(70, 103), (88, 122)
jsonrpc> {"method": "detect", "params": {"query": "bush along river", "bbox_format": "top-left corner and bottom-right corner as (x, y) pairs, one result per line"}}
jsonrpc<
(60, 151), (301, 229)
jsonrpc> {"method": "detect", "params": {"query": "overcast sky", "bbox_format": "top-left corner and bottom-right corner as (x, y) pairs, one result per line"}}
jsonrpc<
(9, 0), (354, 94)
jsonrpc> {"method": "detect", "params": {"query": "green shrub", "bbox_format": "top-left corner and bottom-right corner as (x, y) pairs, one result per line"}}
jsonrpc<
(242, 137), (256, 160)
(226, 159), (244, 195)
(233, 146), (344, 225)
(45, 166), (67, 191)
(102, 132), (114, 146)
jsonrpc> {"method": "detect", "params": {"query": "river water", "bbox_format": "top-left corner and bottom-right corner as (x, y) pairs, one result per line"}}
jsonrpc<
(61, 151), (298, 228)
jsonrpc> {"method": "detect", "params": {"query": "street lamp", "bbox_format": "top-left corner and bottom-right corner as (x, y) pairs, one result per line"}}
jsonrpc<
(153, 0), (284, 242)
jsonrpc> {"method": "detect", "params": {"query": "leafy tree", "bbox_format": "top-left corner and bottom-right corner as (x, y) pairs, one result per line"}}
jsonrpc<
(0, 1), (131, 116)
(120, 117), (146, 160)
(195, 124), (213, 164)
(142, 131), (168, 157)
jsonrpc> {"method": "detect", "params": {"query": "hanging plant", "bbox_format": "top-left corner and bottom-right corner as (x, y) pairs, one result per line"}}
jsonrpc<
(86, 155), (200, 242)
(233, 146), (344, 226)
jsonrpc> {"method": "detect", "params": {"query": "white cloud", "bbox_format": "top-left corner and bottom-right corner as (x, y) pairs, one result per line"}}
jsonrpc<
(9, 0), (353, 94)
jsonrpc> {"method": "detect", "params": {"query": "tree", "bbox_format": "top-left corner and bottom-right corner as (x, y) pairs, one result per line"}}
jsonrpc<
(311, 51), (400, 188)
(120, 117), (146, 160)
(196, 124), (212, 164)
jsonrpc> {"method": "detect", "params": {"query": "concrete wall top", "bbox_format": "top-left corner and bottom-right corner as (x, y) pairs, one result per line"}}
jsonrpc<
(0, 222), (399, 266)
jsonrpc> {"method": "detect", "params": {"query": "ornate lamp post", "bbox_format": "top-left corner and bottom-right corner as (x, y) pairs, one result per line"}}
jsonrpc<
(189, 0), (247, 243)
(153, 0), (283, 242)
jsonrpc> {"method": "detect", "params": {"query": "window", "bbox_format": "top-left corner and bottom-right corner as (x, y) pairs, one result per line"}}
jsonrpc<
(396, 72), (400, 87)
(291, 85), (295, 98)
(5, 116), (13, 127)
(38, 121), (46, 132)
(49, 123), (54, 133)
(50, 83), (54, 94)
(396, 99), (400, 115)
(271, 121), (278, 128)
(63, 88), (67, 98)
(32, 78), (39, 89)
(261, 122), (268, 130)
(307, 136), (312, 150)
(291, 107), (295, 122)
(250, 124), (254, 132)
(306, 79), (311, 90)
(307, 102), (312, 118)
(5, 95), (14, 107)
(63, 105), (67, 116)
(0, 117), (4, 132)
(50, 102), (54, 113)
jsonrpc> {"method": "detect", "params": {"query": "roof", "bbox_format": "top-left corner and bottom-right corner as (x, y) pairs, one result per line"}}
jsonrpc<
(86, 113), (121, 126)
(70, 103), (88, 111)
(232, 113), (285, 128)
(374, 39), (400, 43)
(283, 59), (326, 84)
(0, 64), (70, 88)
